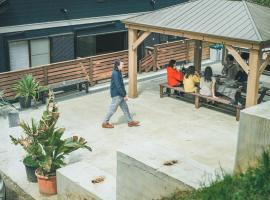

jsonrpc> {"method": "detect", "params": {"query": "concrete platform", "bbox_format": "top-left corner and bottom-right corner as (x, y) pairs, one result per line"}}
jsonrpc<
(0, 67), (240, 199)
(117, 142), (216, 200)
(235, 101), (270, 172)
(57, 161), (116, 200)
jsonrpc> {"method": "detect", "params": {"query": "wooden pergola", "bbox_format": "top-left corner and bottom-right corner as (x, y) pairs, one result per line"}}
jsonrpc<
(123, 0), (270, 108)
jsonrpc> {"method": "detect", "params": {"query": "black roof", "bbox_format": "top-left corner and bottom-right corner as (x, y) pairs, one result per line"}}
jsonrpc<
(0, 0), (184, 27)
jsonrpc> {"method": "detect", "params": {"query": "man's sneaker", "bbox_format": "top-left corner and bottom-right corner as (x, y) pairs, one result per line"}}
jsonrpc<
(128, 121), (140, 127)
(102, 122), (114, 128)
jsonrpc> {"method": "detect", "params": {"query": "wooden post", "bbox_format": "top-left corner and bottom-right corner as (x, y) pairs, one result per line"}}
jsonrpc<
(43, 66), (48, 85)
(160, 85), (164, 98)
(246, 49), (260, 107)
(185, 40), (189, 63)
(88, 58), (94, 86)
(222, 46), (228, 65)
(128, 29), (138, 98)
(195, 95), (200, 109)
(153, 46), (158, 71)
(194, 40), (202, 72)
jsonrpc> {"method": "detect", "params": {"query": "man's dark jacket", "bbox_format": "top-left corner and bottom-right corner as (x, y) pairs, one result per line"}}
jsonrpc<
(110, 69), (126, 98)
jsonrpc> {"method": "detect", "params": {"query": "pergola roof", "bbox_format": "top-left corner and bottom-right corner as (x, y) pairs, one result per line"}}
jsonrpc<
(123, 0), (270, 44)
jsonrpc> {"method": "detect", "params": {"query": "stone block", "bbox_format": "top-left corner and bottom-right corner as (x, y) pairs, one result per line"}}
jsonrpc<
(57, 161), (116, 200)
(234, 101), (270, 172)
(116, 142), (215, 200)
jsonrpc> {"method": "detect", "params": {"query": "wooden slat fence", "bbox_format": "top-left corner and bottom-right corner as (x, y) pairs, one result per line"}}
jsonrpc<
(0, 50), (128, 100)
(91, 50), (128, 82)
(0, 40), (210, 100)
(139, 40), (211, 72)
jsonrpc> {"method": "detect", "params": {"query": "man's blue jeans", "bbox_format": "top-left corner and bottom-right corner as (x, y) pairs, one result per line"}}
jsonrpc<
(104, 96), (132, 123)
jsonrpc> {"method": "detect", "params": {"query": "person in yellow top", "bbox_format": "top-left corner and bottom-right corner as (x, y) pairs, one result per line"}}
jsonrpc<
(183, 65), (200, 93)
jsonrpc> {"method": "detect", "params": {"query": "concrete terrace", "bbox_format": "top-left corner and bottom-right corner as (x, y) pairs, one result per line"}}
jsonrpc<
(0, 67), (241, 199)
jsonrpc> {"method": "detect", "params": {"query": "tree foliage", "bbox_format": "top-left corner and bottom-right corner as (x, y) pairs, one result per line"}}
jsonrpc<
(163, 149), (270, 200)
(251, 0), (270, 7)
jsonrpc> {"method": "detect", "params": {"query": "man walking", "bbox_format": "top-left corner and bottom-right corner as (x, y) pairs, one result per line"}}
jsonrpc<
(102, 60), (140, 128)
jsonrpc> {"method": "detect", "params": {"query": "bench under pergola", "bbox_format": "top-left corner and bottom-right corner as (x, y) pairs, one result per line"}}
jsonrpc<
(123, 0), (270, 108)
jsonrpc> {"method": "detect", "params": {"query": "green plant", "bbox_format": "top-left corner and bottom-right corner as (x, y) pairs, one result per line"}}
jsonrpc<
(23, 155), (39, 168)
(12, 74), (42, 105)
(249, 0), (270, 6)
(36, 92), (92, 176)
(162, 149), (270, 200)
(234, 0), (270, 7)
(11, 91), (92, 177)
(10, 118), (41, 167)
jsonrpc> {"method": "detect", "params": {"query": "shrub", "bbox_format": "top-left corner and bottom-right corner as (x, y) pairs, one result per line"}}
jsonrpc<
(163, 149), (270, 200)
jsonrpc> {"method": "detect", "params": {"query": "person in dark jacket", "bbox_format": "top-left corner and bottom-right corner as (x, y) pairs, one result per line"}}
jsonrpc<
(102, 60), (140, 128)
(235, 52), (248, 83)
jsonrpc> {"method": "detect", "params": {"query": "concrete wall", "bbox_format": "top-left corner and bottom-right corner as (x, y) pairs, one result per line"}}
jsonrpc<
(117, 142), (215, 200)
(234, 101), (270, 172)
(57, 161), (116, 200)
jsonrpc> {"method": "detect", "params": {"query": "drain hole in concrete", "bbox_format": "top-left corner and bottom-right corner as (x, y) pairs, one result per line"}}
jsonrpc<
(91, 176), (105, 184)
(163, 160), (178, 166)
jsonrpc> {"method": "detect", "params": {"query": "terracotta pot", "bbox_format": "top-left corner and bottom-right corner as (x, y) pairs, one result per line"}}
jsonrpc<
(35, 170), (57, 195)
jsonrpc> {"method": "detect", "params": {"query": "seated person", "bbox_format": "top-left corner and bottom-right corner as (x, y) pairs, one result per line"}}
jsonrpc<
(200, 66), (216, 98)
(167, 59), (184, 87)
(235, 68), (247, 83)
(183, 65), (200, 93)
(235, 52), (248, 83)
(222, 54), (239, 81)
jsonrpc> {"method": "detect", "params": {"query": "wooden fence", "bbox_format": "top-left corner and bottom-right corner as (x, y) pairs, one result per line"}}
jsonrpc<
(0, 39), (211, 100)
(0, 50), (128, 99)
(139, 40), (211, 72)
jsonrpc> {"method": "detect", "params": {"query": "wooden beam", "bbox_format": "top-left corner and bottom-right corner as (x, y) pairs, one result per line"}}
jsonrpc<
(194, 40), (202, 72)
(132, 31), (151, 50)
(125, 23), (261, 50)
(259, 53), (270, 74)
(246, 49), (260, 107)
(225, 45), (250, 74)
(128, 29), (138, 98)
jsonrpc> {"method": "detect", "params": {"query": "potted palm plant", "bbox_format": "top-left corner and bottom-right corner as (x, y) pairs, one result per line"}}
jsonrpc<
(34, 91), (91, 195)
(10, 91), (92, 193)
(10, 119), (41, 182)
(12, 74), (41, 109)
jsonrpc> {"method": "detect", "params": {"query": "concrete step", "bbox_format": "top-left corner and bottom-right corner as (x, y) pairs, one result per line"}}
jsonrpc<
(57, 161), (116, 200)
(117, 142), (216, 200)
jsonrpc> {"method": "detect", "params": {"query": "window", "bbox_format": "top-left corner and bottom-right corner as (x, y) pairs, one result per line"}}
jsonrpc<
(160, 34), (168, 43)
(8, 38), (50, 71)
(51, 34), (74, 63)
(96, 32), (127, 54)
(9, 41), (30, 71)
(30, 39), (50, 67)
(77, 35), (96, 58)
(76, 31), (127, 58)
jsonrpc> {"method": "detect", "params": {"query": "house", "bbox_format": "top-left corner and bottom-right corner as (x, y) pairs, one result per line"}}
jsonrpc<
(0, 0), (184, 72)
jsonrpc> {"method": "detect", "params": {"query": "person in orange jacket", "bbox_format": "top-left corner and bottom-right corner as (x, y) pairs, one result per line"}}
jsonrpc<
(167, 59), (184, 87)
